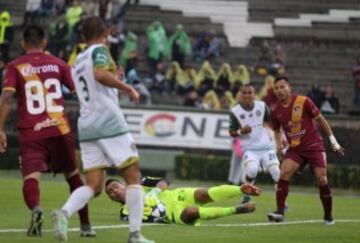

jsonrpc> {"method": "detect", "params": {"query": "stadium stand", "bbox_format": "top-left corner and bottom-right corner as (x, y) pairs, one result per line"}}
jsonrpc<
(3, 0), (360, 112)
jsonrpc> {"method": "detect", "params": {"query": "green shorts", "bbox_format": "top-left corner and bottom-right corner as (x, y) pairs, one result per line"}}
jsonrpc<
(159, 188), (198, 225)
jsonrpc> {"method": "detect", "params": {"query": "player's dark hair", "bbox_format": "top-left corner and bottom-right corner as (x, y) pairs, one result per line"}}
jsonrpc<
(82, 16), (107, 42)
(274, 76), (289, 84)
(241, 83), (256, 92)
(105, 179), (120, 189)
(23, 25), (45, 46)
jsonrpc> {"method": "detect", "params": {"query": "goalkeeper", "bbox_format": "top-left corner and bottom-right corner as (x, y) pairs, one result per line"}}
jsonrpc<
(105, 177), (261, 225)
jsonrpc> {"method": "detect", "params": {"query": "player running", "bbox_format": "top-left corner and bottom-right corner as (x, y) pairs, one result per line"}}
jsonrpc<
(229, 84), (280, 203)
(105, 178), (261, 225)
(51, 17), (153, 243)
(0, 25), (94, 237)
(267, 76), (345, 225)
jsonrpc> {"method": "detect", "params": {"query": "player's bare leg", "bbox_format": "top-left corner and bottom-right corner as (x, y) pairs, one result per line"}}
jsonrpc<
(313, 166), (334, 225)
(52, 169), (104, 241)
(23, 172), (43, 237)
(268, 159), (299, 222)
(63, 169), (96, 237)
(121, 162), (154, 243)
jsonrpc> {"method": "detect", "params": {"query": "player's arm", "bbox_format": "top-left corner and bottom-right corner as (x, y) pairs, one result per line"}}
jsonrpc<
(94, 69), (139, 102)
(315, 115), (344, 156)
(0, 90), (15, 152)
(228, 112), (251, 137)
(92, 45), (140, 103)
(305, 97), (344, 156)
(270, 106), (287, 154)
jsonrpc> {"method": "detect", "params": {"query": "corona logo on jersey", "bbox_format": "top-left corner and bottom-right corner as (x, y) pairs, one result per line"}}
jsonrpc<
(145, 114), (176, 137)
(20, 64), (59, 77)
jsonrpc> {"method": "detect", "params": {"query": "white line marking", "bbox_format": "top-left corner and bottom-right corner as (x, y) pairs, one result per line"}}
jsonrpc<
(0, 219), (359, 234)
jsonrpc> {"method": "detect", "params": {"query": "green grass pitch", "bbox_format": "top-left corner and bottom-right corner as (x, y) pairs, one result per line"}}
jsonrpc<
(0, 171), (359, 243)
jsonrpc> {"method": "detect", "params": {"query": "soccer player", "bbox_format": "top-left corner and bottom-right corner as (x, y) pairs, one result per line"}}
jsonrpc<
(51, 17), (153, 243)
(105, 178), (261, 225)
(267, 76), (345, 225)
(0, 25), (94, 237)
(229, 84), (280, 203)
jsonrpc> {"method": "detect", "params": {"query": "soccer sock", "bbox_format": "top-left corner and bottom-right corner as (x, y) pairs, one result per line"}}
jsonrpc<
(276, 179), (289, 214)
(66, 174), (90, 225)
(207, 185), (242, 202)
(23, 178), (40, 210)
(199, 207), (236, 220)
(62, 185), (94, 219)
(126, 185), (143, 233)
(319, 184), (332, 220)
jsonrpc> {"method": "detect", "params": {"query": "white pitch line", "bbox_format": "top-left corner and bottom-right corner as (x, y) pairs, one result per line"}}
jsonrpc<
(1, 219), (360, 234)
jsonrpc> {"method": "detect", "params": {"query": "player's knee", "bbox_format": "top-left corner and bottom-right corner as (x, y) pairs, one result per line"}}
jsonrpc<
(194, 188), (211, 203)
(121, 163), (141, 185)
(268, 165), (280, 183)
(87, 182), (103, 197)
(246, 164), (258, 179)
(180, 207), (199, 224)
(316, 175), (328, 186)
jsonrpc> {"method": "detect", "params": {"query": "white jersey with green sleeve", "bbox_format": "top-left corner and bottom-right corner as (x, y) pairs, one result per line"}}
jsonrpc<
(231, 101), (275, 151)
(72, 44), (129, 142)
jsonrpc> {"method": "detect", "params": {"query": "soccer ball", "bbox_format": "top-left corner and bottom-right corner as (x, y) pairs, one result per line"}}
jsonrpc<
(148, 202), (166, 222)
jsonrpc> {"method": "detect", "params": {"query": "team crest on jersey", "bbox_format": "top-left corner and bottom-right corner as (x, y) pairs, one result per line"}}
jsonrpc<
(240, 114), (245, 119)
(294, 105), (301, 113)
(256, 110), (261, 117)
(249, 114), (253, 117)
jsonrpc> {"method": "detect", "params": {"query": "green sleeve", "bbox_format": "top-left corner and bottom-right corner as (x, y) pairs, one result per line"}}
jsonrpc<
(264, 105), (271, 123)
(92, 46), (115, 71)
(229, 113), (241, 132)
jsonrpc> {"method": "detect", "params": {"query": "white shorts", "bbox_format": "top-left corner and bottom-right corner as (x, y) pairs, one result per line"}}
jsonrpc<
(80, 133), (139, 172)
(242, 149), (279, 172)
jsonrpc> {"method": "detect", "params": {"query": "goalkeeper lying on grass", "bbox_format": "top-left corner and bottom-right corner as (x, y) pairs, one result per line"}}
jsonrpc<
(105, 177), (261, 225)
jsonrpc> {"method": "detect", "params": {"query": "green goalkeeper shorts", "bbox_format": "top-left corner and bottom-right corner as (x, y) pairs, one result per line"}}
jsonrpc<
(159, 188), (198, 225)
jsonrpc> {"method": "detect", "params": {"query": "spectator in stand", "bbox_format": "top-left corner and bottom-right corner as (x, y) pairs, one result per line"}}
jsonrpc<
(119, 31), (138, 67)
(320, 85), (340, 114)
(269, 44), (286, 76)
(193, 31), (221, 62)
(66, 0), (83, 29)
(352, 55), (360, 108)
(152, 62), (167, 95)
(81, 0), (98, 17)
(24, 0), (42, 25)
(307, 84), (324, 109)
(69, 12), (87, 50)
(39, 0), (55, 18)
(256, 40), (272, 76)
(259, 75), (277, 108)
(221, 91), (236, 109)
(107, 26), (125, 62)
(54, 0), (67, 15)
(232, 64), (250, 95)
(165, 61), (192, 95)
(48, 14), (69, 59)
(68, 42), (87, 66)
(0, 11), (14, 63)
(146, 21), (167, 80)
(196, 61), (217, 96)
(216, 63), (234, 92)
(201, 90), (221, 110)
(125, 58), (152, 106)
(99, 0), (110, 20)
(183, 89), (202, 108)
(107, 0), (126, 27)
(165, 24), (191, 68)
(192, 33), (208, 62)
